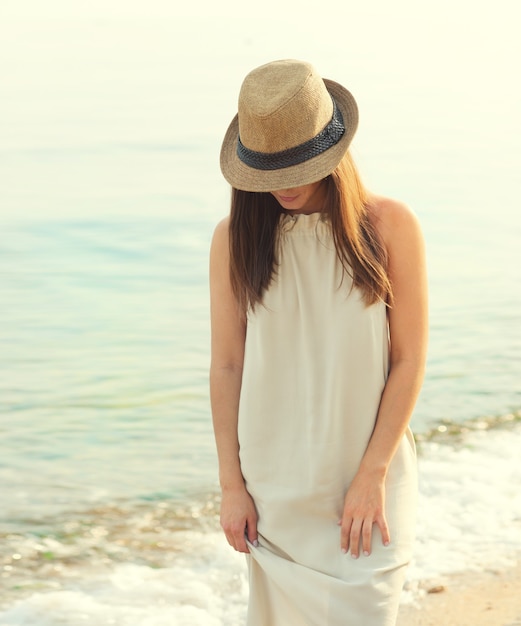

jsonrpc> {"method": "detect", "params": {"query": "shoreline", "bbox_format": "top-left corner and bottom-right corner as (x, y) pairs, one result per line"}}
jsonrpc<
(397, 558), (521, 626)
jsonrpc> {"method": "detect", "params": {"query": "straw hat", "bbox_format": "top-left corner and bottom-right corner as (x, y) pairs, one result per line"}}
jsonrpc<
(220, 59), (358, 192)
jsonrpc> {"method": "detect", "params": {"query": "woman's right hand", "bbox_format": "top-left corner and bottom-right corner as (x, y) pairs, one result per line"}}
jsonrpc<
(220, 486), (258, 553)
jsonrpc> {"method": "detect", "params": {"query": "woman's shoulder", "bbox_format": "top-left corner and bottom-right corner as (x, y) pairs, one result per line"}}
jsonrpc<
(211, 215), (230, 247)
(366, 194), (419, 228)
(366, 194), (423, 249)
(210, 217), (232, 274)
(213, 215), (230, 235)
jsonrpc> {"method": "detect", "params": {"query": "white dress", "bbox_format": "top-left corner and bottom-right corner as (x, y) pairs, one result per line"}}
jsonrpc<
(237, 212), (417, 626)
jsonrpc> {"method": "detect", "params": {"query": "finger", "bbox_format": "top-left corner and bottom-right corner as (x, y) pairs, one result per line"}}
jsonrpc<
(246, 517), (259, 548)
(340, 517), (352, 553)
(377, 513), (391, 547)
(361, 519), (373, 556)
(223, 521), (249, 553)
(221, 523), (234, 549)
(349, 519), (363, 559)
(233, 526), (250, 553)
(224, 529), (240, 552)
(225, 532), (241, 552)
(236, 536), (250, 553)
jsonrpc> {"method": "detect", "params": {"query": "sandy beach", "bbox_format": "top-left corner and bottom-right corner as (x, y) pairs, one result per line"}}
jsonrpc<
(398, 559), (521, 626)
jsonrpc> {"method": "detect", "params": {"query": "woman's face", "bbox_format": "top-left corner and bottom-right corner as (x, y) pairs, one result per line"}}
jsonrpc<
(270, 180), (326, 214)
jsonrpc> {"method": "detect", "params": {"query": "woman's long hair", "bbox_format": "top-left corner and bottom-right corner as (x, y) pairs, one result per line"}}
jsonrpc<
(228, 151), (392, 311)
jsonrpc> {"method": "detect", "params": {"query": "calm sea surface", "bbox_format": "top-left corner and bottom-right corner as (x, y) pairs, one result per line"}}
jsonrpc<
(0, 8), (520, 624)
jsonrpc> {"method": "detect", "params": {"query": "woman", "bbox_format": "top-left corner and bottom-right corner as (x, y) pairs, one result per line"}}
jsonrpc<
(210, 59), (428, 625)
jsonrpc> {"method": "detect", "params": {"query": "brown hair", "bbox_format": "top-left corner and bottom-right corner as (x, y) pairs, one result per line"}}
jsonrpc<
(228, 152), (392, 311)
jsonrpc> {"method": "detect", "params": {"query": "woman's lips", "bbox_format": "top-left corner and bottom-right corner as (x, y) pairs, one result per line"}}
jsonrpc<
(279, 195), (298, 202)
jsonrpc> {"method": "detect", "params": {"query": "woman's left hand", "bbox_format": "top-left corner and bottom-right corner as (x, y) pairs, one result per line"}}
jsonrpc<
(338, 470), (390, 558)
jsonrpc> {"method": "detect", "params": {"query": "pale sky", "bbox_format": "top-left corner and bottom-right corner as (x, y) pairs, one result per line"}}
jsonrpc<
(1, 0), (519, 220)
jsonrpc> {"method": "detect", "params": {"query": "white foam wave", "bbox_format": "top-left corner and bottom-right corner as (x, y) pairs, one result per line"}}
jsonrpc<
(0, 532), (248, 626)
(1, 426), (520, 624)
(408, 423), (521, 586)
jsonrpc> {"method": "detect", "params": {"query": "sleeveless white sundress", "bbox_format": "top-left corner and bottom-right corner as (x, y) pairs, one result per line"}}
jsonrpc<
(237, 212), (417, 626)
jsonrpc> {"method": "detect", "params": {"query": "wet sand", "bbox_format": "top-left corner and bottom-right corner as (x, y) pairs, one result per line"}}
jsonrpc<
(398, 559), (521, 626)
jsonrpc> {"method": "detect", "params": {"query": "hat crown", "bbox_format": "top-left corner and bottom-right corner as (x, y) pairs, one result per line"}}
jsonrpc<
(238, 60), (333, 154)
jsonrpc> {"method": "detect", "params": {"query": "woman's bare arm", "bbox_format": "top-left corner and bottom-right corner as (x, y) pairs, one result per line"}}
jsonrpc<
(340, 197), (428, 558)
(209, 217), (258, 552)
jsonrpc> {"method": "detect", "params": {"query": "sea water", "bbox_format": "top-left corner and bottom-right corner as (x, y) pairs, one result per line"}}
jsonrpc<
(1, 5), (520, 624)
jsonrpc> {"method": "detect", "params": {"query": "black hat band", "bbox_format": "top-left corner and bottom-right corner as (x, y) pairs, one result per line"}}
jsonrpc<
(236, 97), (345, 171)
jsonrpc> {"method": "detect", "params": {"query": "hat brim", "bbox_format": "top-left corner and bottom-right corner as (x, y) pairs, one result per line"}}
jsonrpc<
(220, 79), (358, 193)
